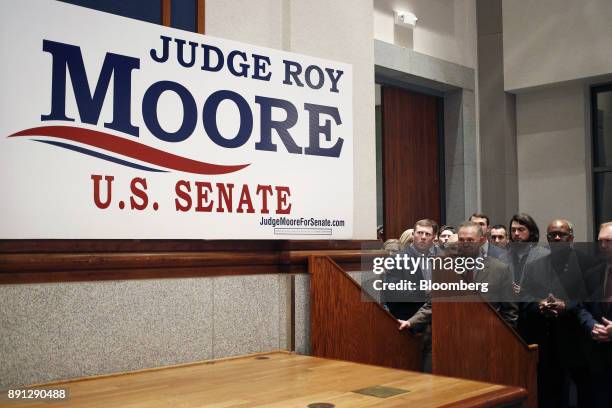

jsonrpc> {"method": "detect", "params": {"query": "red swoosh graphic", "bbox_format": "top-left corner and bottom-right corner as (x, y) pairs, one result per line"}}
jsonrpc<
(8, 126), (250, 175)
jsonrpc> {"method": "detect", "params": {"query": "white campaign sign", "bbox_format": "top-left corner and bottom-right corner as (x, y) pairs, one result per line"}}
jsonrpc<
(0, 0), (353, 239)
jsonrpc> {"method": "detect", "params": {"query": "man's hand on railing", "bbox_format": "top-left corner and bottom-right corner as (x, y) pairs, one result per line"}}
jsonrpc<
(398, 319), (411, 331)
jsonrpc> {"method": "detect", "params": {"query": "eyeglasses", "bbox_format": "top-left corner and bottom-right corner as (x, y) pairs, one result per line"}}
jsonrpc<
(547, 231), (571, 240)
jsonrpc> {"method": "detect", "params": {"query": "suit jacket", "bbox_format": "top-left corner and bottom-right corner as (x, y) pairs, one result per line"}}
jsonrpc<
(575, 262), (612, 370)
(520, 248), (591, 307)
(485, 241), (506, 260)
(519, 249), (594, 365)
(476, 256), (519, 327)
(576, 262), (612, 333)
(408, 255), (518, 329)
(384, 244), (437, 321)
(500, 243), (550, 285)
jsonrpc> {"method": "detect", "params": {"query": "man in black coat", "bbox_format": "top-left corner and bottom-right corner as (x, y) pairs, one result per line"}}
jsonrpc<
(577, 222), (612, 408)
(521, 219), (594, 408)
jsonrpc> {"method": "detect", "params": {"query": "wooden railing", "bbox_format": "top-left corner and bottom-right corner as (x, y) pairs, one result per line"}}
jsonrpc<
(432, 301), (538, 408)
(309, 255), (423, 371)
(309, 255), (538, 408)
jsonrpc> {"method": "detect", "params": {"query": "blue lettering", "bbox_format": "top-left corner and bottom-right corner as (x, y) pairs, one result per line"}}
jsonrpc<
(305, 65), (324, 90)
(203, 90), (253, 148)
(282, 60), (304, 87)
(227, 50), (249, 78)
(303, 103), (343, 158)
(175, 38), (199, 68)
(252, 54), (272, 81)
(326, 68), (344, 93)
(255, 96), (301, 154)
(150, 35), (171, 63)
(201, 44), (224, 72)
(41, 39), (140, 137)
(142, 81), (197, 142)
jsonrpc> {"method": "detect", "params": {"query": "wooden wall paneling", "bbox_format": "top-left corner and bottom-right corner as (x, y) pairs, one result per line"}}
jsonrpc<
(381, 86), (441, 240)
(162, 0), (171, 26)
(309, 255), (423, 371)
(197, 0), (205, 34)
(0, 247), (385, 284)
(432, 301), (538, 408)
(0, 239), (379, 254)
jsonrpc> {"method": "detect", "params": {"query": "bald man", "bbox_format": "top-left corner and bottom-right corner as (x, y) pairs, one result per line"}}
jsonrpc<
(521, 219), (592, 408)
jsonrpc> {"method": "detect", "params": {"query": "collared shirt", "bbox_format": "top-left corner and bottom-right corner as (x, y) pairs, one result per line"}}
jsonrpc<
(482, 240), (490, 259)
(409, 243), (436, 281)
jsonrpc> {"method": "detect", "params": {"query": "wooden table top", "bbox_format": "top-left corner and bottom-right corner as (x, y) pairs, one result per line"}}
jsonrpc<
(0, 351), (526, 407)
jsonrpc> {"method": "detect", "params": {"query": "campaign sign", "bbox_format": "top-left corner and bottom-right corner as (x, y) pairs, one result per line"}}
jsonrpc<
(0, 0), (353, 239)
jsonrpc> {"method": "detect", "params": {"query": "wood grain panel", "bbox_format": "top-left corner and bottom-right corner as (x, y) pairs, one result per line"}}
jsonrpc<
(381, 86), (441, 240)
(0, 239), (377, 254)
(432, 301), (538, 408)
(0, 248), (384, 284)
(309, 255), (423, 371)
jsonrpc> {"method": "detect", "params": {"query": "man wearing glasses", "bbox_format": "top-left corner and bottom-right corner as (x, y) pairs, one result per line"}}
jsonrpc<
(521, 219), (592, 408)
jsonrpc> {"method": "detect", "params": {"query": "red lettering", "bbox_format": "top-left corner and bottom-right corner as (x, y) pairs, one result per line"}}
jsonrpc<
(195, 181), (213, 212)
(130, 177), (148, 210)
(275, 186), (291, 214)
(216, 182), (234, 213)
(91, 174), (114, 209)
(237, 184), (255, 213)
(256, 184), (273, 214)
(175, 180), (192, 211)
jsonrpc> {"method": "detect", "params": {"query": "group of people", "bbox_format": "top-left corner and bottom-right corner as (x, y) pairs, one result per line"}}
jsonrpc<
(380, 213), (612, 408)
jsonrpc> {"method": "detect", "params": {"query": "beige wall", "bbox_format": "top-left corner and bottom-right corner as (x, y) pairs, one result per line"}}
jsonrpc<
(503, 0), (612, 91)
(208, 0), (377, 239)
(374, 0), (477, 69)
(0, 274), (304, 389)
(516, 83), (590, 241)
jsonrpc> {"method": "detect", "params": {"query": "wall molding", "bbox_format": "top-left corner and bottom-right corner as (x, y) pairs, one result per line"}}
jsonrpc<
(0, 240), (380, 284)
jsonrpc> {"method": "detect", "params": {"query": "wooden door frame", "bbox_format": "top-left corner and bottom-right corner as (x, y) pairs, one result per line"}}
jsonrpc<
(379, 83), (446, 240)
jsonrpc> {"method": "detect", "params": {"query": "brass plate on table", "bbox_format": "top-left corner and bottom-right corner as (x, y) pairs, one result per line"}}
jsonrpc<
(352, 385), (409, 398)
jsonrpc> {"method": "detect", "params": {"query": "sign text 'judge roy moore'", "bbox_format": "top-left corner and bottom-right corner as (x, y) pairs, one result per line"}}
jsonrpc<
(0, 0), (354, 239)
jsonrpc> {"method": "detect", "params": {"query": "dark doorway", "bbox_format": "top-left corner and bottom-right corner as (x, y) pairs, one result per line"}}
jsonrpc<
(379, 85), (444, 240)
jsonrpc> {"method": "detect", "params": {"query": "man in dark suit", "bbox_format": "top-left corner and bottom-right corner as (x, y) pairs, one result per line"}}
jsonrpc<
(457, 220), (518, 326)
(386, 219), (438, 322)
(577, 222), (612, 408)
(470, 212), (506, 260)
(521, 219), (593, 408)
(386, 219), (439, 372)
